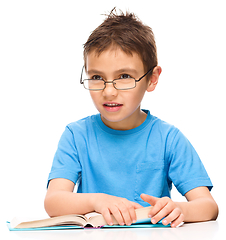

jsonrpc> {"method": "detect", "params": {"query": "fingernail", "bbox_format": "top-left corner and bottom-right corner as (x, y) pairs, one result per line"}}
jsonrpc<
(109, 222), (113, 226)
(163, 219), (167, 225)
(148, 214), (152, 218)
(151, 219), (156, 224)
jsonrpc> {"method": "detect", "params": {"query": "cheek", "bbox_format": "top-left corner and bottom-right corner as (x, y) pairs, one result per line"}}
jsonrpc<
(129, 86), (147, 103)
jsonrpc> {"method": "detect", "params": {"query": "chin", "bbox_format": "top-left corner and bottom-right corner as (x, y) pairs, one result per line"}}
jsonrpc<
(100, 112), (126, 122)
(102, 115), (123, 123)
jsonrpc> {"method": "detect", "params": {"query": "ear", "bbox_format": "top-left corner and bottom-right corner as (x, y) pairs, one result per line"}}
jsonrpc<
(146, 66), (162, 92)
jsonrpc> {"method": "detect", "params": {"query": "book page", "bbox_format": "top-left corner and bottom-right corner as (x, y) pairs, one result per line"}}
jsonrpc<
(88, 214), (109, 227)
(13, 214), (88, 229)
(135, 206), (153, 221)
(11, 206), (154, 229)
(85, 212), (102, 219)
(10, 217), (22, 229)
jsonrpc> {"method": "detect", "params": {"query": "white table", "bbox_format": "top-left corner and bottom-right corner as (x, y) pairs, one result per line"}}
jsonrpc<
(2, 220), (223, 240)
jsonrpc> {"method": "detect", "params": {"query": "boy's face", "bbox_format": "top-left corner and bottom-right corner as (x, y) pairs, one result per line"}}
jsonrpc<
(85, 47), (160, 130)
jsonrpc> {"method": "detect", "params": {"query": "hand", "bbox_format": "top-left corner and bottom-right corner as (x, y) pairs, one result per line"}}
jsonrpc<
(92, 193), (143, 226)
(141, 194), (184, 228)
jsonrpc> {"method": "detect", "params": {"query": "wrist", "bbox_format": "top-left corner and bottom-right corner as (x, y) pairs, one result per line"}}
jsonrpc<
(175, 202), (189, 222)
(89, 193), (104, 211)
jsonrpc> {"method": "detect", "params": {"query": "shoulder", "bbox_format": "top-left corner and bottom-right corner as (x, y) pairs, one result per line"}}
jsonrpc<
(56, 114), (100, 151)
(148, 113), (179, 139)
(145, 113), (185, 156)
(66, 114), (98, 133)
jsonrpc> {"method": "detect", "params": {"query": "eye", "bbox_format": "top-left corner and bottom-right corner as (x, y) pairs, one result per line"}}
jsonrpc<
(119, 74), (132, 79)
(91, 75), (103, 80)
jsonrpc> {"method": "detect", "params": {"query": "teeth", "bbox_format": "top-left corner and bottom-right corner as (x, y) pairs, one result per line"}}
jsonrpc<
(105, 103), (120, 107)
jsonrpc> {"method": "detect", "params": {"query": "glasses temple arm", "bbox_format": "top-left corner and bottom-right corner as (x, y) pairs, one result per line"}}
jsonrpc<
(137, 65), (156, 82)
(80, 66), (85, 84)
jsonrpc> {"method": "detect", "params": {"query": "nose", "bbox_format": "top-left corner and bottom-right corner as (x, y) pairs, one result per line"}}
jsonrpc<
(102, 81), (118, 98)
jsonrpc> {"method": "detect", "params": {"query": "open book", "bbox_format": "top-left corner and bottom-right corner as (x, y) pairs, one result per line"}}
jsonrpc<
(7, 206), (170, 230)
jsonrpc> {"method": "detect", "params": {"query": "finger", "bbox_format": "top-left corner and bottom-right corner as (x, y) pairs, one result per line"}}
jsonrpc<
(162, 207), (183, 226)
(150, 200), (172, 224)
(140, 194), (159, 206)
(102, 208), (114, 226)
(117, 202), (134, 226)
(130, 202), (143, 223)
(110, 206), (125, 226)
(140, 194), (164, 221)
(149, 197), (168, 217)
(171, 213), (184, 228)
(127, 203), (138, 224)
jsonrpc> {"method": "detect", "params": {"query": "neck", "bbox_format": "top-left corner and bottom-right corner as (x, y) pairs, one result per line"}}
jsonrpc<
(101, 109), (147, 131)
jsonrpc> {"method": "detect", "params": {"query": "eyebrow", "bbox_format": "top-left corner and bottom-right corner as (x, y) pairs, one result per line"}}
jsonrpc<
(87, 68), (138, 76)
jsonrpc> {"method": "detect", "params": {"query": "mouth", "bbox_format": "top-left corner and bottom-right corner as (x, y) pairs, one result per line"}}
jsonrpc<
(103, 102), (123, 112)
(103, 103), (123, 107)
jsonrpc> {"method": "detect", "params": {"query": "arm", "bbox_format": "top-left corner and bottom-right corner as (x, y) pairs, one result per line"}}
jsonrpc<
(44, 178), (142, 226)
(141, 186), (218, 228)
(177, 187), (218, 222)
(44, 178), (95, 216)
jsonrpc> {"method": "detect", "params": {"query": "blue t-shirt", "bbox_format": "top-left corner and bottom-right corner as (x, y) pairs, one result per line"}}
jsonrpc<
(48, 110), (212, 206)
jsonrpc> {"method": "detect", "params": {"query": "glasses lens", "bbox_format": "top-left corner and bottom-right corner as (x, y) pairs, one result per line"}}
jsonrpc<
(83, 79), (105, 90)
(114, 78), (136, 90)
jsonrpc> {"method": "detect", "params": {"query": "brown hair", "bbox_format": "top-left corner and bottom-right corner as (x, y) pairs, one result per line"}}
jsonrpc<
(83, 8), (158, 73)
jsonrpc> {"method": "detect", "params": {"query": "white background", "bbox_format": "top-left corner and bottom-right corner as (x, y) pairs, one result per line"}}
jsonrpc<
(0, 0), (225, 231)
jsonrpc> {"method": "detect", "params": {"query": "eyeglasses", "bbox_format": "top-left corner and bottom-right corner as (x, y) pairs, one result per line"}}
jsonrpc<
(80, 66), (156, 91)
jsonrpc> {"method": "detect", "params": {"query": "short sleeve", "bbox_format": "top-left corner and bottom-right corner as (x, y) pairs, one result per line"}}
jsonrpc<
(167, 129), (213, 196)
(47, 126), (82, 187)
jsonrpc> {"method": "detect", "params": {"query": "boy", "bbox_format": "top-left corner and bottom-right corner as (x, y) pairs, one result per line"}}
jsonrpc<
(44, 9), (218, 228)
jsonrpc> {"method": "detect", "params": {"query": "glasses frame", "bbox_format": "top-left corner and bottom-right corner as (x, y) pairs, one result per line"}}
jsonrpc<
(80, 65), (156, 91)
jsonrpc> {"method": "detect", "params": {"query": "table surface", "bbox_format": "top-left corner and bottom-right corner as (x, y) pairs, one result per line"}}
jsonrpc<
(2, 220), (224, 240)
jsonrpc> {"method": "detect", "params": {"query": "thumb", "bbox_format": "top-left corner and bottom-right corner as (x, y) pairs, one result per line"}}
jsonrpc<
(140, 194), (159, 206)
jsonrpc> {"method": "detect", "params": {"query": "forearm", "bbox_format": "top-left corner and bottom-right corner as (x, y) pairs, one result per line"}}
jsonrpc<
(176, 197), (218, 223)
(45, 190), (143, 226)
(44, 191), (98, 217)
